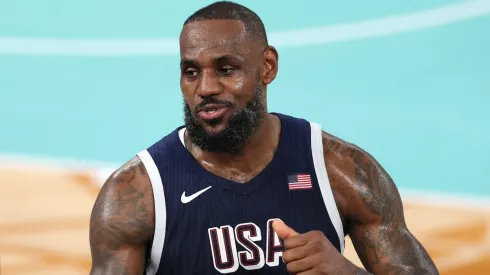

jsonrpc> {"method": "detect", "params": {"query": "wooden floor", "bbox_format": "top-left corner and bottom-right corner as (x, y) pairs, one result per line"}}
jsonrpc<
(1, 166), (489, 275)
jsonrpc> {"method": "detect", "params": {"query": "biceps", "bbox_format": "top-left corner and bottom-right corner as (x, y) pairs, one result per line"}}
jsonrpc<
(89, 204), (150, 274)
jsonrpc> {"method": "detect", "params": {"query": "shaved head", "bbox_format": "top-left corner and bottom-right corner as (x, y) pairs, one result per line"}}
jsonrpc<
(184, 1), (268, 47)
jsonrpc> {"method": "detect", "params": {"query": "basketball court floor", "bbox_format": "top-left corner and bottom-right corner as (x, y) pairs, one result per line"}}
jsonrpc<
(1, 164), (489, 275)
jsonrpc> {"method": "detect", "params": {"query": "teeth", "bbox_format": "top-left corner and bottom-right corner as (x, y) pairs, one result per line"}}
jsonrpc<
(206, 109), (216, 113)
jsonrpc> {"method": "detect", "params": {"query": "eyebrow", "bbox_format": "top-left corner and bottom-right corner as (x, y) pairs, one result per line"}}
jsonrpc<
(180, 54), (245, 68)
(180, 59), (198, 68)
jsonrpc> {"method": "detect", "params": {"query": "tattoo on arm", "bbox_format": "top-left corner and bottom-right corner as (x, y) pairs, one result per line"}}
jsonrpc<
(323, 133), (438, 275)
(89, 156), (155, 275)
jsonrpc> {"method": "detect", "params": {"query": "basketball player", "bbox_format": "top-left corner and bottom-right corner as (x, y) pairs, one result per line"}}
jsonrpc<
(89, 1), (439, 274)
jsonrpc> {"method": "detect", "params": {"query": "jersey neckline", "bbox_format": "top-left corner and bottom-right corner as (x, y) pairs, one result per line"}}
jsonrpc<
(172, 112), (287, 196)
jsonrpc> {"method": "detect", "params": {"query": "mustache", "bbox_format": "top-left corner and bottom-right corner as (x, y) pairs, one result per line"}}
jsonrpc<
(194, 98), (233, 112)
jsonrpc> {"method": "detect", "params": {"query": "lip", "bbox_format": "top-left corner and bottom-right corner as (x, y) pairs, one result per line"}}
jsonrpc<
(196, 104), (230, 121)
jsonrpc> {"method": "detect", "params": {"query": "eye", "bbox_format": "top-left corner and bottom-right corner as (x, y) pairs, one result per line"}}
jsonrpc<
(217, 66), (235, 76)
(184, 68), (199, 78)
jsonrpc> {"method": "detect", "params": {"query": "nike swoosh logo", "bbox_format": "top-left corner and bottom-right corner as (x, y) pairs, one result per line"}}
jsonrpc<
(181, 186), (212, 204)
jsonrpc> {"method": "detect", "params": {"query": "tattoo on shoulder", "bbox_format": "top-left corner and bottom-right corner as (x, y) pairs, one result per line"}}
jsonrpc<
(322, 132), (400, 220)
(89, 156), (154, 274)
(91, 157), (154, 238)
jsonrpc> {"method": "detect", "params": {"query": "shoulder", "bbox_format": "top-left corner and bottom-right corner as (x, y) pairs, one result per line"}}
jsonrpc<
(104, 155), (153, 200)
(320, 131), (401, 227)
(321, 131), (379, 182)
(89, 156), (155, 273)
(321, 131), (381, 174)
(90, 155), (155, 244)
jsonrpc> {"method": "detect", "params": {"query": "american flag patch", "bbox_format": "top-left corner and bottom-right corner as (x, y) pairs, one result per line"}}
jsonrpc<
(288, 174), (312, 190)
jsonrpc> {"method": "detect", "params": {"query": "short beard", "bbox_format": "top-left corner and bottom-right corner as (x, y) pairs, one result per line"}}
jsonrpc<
(184, 84), (266, 153)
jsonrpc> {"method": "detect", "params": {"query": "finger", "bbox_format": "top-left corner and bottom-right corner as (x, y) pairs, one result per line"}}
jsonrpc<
(272, 219), (299, 240)
(285, 255), (318, 274)
(283, 235), (308, 250)
(282, 245), (310, 264)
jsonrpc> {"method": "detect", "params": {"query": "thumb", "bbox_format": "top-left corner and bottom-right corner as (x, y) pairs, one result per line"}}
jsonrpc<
(272, 219), (299, 240)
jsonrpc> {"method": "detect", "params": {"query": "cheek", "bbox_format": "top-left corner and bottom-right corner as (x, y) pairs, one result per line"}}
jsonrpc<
(227, 78), (245, 92)
(223, 80), (253, 108)
(180, 79), (196, 98)
(227, 65), (260, 92)
(224, 73), (256, 97)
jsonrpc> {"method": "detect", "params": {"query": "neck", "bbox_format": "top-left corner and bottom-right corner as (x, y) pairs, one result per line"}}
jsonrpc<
(186, 113), (281, 173)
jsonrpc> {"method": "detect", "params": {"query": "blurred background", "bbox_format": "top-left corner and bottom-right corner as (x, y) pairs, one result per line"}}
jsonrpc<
(1, 0), (489, 274)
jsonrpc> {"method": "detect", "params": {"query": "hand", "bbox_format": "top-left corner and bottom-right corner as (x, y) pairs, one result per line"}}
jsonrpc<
(272, 220), (367, 275)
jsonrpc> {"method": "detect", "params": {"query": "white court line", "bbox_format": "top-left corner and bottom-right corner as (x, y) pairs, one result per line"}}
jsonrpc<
(0, 152), (489, 210)
(0, 152), (119, 183)
(0, 1), (490, 56)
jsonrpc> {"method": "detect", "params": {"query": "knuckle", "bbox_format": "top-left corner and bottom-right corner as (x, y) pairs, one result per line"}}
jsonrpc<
(306, 231), (328, 249)
(282, 250), (292, 263)
(309, 238), (323, 247)
(305, 230), (324, 240)
(311, 230), (324, 238)
(283, 239), (293, 250)
(309, 240), (323, 253)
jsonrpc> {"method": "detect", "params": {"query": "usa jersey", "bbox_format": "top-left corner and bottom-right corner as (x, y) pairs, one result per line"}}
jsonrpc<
(137, 113), (344, 275)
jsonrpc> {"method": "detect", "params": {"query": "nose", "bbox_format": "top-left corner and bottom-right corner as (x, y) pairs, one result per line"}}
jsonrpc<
(197, 69), (222, 98)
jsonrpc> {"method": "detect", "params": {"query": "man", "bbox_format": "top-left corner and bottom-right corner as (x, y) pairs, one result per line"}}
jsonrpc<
(89, 1), (439, 274)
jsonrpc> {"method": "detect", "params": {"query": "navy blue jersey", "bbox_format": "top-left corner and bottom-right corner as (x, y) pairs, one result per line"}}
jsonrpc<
(137, 113), (344, 275)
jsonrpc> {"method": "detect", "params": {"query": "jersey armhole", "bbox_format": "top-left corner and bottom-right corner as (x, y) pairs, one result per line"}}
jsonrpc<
(137, 150), (167, 275)
(309, 122), (345, 254)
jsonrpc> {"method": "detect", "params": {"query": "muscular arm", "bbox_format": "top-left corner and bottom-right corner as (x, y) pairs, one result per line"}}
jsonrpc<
(89, 156), (155, 275)
(323, 133), (438, 275)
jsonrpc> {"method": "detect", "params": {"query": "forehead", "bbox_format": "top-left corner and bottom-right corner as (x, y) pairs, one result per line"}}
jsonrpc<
(180, 20), (252, 60)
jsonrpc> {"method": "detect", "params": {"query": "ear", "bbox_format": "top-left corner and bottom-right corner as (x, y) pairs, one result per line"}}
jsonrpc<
(262, 46), (279, 85)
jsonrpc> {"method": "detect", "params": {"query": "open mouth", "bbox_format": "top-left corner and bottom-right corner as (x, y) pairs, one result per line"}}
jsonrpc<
(197, 104), (230, 121)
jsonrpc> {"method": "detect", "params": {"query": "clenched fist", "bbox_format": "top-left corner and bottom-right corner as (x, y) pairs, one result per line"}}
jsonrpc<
(272, 220), (370, 275)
